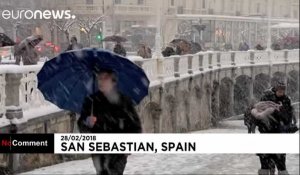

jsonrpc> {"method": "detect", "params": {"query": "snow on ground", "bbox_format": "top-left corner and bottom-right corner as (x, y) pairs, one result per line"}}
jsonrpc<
(19, 120), (299, 175)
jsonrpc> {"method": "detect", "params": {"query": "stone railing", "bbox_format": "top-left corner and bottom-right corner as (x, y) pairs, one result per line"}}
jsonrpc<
(0, 49), (299, 126)
(0, 65), (54, 125)
(138, 49), (299, 83)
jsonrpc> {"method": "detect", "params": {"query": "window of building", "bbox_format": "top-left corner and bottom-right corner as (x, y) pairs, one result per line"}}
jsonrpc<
(114, 0), (121, 4)
(293, 9), (299, 18)
(138, 0), (144, 5)
(202, 0), (206, 8)
(256, 3), (260, 13)
(86, 0), (93, 4)
(171, 0), (175, 6)
(230, 0), (234, 10)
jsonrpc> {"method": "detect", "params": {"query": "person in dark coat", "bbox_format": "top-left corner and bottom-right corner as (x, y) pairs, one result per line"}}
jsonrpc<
(239, 42), (250, 51)
(244, 99), (257, 133)
(15, 45), (39, 65)
(78, 69), (142, 175)
(66, 36), (83, 51)
(272, 43), (281, 50)
(256, 81), (297, 175)
(113, 42), (126, 57)
(162, 47), (175, 57)
(255, 44), (265, 50)
(137, 43), (152, 58)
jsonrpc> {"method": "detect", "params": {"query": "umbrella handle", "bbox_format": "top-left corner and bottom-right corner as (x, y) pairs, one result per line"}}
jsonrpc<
(91, 100), (94, 116)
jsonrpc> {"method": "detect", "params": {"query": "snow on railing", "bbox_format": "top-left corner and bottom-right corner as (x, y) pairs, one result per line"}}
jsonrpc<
(288, 49), (300, 62)
(176, 54), (189, 77)
(163, 56), (177, 79)
(254, 51), (269, 64)
(271, 50), (286, 63)
(19, 71), (52, 111)
(190, 54), (200, 73)
(135, 58), (158, 82)
(219, 52), (232, 67)
(0, 49), (299, 120)
(201, 52), (209, 70)
(234, 51), (251, 65)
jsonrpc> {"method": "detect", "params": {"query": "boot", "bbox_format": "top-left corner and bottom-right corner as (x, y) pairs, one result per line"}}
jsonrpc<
(270, 168), (275, 175)
(278, 170), (289, 175)
(258, 169), (270, 175)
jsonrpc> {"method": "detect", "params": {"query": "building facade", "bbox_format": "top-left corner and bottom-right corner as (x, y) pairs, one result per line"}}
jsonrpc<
(1, 0), (299, 51)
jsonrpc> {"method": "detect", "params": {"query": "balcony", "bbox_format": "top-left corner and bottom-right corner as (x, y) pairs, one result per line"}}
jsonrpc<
(73, 4), (103, 15)
(183, 8), (207, 15)
(114, 4), (155, 16)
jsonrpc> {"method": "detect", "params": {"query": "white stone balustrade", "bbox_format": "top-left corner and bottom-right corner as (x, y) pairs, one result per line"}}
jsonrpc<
(0, 49), (299, 121)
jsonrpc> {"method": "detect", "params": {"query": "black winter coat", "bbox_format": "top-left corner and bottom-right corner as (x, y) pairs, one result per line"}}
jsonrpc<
(78, 91), (142, 133)
(258, 88), (296, 133)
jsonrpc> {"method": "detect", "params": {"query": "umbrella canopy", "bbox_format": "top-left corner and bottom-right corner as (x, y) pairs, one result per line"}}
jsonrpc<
(103, 35), (127, 42)
(0, 33), (15, 47)
(15, 35), (43, 54)
(170, 38), (190, 45)
(37, 48), (150, 113)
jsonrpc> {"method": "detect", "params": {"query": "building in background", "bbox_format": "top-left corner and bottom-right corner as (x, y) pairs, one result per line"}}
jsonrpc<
(1, 0), (299, 52)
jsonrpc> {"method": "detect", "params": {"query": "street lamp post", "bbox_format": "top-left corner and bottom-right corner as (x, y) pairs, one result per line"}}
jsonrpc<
(266, 0), (272, 51)
(154, 0), (164, 84)
(154, 0), (163, 58)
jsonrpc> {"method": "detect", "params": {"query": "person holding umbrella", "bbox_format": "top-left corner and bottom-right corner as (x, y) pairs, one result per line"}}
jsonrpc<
(113, 42), (126, 57)
(0, 33), (15, 47)
(14, 35), (43, 65)
(103, 35), (127, 57)
(78, 69), (142, 174)
(66, 36), (83, 51)
(37, 48), (150, 175)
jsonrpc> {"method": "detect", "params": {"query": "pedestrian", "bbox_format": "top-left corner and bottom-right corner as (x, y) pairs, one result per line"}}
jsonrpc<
(137, 43), (152, 58)
(113, 42), (126, 57)
(239, 42), (249, 51)
(255, 44), (264, 50)
(162, 43), (176, 57)
(272, 43), (281, 50)
(243, 99), (257, 133)
(77, 69), (142, 175)
(255, 81), (298, 175)
(15, 45), (39, 65)
(66, 36), (83, 51)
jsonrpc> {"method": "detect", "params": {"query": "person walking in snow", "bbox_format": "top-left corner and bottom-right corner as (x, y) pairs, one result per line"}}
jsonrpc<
(66, 36), (83, 51)
(255, 81), (298, 175)
(78, 69), (142, 175)
(113, 42), (127, 57)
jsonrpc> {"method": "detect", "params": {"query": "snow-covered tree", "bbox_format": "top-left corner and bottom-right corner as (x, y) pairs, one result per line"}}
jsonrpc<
(76, 15), (105, 46)
(50, 19), (77, 43)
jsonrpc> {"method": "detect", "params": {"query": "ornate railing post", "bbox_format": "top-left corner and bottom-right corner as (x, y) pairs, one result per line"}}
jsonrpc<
(5, 73), (23, 120)
(188, 55), (193, 74)
(217, 52), (221, 68)
(157, 58), (164, 82)
(284, 50), (289, 63)
(174, 56), (180, 77)
(249, 50), (255, 64)
(4, 72), (23, 173)
(199, 53), (204, 71)
(208, 52), (213, 69)
(230, 51), (236, 66)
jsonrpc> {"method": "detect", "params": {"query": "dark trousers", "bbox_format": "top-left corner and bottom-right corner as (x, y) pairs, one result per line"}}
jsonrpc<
(92, 154), (127, 175)
(259, 154), (287, 171)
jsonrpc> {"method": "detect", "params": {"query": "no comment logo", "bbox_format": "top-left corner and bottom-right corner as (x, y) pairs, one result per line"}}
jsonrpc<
(1, 10), (76, 20)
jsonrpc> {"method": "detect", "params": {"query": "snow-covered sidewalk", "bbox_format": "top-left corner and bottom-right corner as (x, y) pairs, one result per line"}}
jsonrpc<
(19, 120), (299, 175)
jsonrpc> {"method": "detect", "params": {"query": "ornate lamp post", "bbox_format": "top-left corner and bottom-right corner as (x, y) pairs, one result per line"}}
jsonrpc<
(266, 0), (272, 51)
(153, 0), (164, 84)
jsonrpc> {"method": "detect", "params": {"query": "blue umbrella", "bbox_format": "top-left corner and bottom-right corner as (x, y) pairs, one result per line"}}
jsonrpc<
(37, 48), (150, 113)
